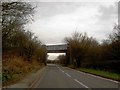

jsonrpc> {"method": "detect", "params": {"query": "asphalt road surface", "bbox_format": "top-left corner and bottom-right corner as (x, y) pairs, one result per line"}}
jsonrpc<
(33, 64), (119, 89)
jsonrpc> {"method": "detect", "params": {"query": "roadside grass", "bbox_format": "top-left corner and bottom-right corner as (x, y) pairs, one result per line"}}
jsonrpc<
(0, 74), (1, 81)
(2, 56), (44, 86)
(77, 68), (120, 81)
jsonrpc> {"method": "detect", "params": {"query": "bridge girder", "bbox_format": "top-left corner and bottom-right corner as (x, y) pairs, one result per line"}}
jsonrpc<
(46, 44), (68, 53)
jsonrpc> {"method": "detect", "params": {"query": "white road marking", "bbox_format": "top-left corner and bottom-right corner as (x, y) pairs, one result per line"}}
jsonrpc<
(74, 79), (91, 89)
(65, 73), (71, 77)
(59, 69), (61, 71)
(57, 67), (60, 69)
(57, 67), (65, 73)
(61, 70), (64, 73)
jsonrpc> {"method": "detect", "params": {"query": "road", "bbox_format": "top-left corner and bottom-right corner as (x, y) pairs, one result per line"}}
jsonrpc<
(33, 64), (119, 89)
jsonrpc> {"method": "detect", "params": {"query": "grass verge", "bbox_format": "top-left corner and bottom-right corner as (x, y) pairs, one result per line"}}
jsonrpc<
(2, 56), (45, 86)
(0, 74), (1, 79)
(77, 68), (120, 81)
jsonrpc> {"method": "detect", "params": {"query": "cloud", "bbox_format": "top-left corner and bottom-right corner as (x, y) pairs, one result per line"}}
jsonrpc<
(92, 2), (118, 40)
(26, 2), (117, 43)
(27, 2), (101, 43)
(25, 1), (117, 59)
(47, 53), (65, 60)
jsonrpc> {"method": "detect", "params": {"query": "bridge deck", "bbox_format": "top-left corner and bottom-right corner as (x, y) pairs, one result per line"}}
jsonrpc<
(46, 44), (67, 53)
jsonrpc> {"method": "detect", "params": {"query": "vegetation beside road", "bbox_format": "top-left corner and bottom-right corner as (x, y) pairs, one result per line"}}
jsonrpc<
(77, 68), (120, 81)
(2, 56), (45, 86)
(57, 24), (120, 74)
(0, 74), (1, 81)
(2, 2), (47, 86)
(66, 64), (120, 81)
(56, 22), (120, 81)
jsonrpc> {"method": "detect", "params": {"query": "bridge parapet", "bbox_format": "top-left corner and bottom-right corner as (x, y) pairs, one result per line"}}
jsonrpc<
(46, 44), (67, 53)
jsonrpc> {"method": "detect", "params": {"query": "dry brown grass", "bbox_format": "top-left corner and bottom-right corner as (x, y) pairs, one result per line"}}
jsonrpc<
(2, 56), (44, 86)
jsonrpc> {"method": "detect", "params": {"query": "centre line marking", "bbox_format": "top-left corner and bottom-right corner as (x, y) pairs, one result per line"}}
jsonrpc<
(58, 68), (65, 73)
(61, 70), (64, 73)
(74, 79), (91, 90)
(65, 73), (71, 77)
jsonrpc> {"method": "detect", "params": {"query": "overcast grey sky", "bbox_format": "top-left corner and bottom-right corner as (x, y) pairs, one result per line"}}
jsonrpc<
(24, 0), (118, 60)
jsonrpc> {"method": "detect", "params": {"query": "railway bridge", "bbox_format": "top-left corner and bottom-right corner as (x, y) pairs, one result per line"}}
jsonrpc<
(46, 44), (68, 53)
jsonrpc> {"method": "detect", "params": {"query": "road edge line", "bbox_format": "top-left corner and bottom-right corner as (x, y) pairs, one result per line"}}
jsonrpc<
(66, 67), (119, 84)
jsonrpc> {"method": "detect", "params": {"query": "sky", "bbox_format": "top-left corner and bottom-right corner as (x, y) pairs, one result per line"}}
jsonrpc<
(24, 0), (118, 60)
